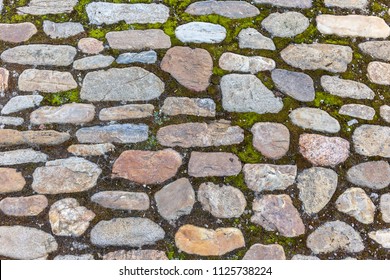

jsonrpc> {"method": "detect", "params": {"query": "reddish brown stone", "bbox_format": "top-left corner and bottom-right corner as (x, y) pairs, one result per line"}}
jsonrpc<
(243, 244), (286, 260)
(0, 23), (37, 43)
(78, 38), (104, 54)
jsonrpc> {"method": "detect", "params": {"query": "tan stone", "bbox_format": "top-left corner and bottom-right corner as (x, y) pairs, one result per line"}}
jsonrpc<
(0, 168), (26, 194)
(30, 104), (95, 125)
(99, 104), (154, 121)
(188, 152), (242, 177)
(0, 67), (9, 91)
(367, 61), (390, 85)
(78, 37), (104, 54)
(0, 129), (70, 146)
(0, 23), (37, 43)
(0, 195), (48, 216)
(352, 125), (390, 157)
(67, 143), (115, 157)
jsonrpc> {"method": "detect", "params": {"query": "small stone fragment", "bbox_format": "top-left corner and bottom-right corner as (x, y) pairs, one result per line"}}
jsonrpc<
(92, 191), (149, 211)
(116, 51), (157, 64)
(243, 244), (286, 260)
(54, 254), (94, 260)
(0, 23), (37, 43)
(289, 108), (340, 133)
(0, 149), (48, 166)
(359, 41), (390, 62)
(0, 67), (9, 91)
(352, 125), (390, 157)
(78, 38), (104, 54)
(262, 12), (309, 37)
(380, 194), (390, 223)
(367, 61), (390, 85)
(0, 195), (48, 216)
(188, 152), (242, 177)
(291, 255), (320, 260)
(1, 95), (43, 115)
(99, 104), (154, 121)
(380, 105), (390, 122)
(106, 29), (171, 50)
(339, 104), (375, 120)
(73, 55), (114, 70)
(324, 0), (368, 9)
(17, 0), (78, 15)
(253, 0), (312, 8)
(161, 97), (216, 117)
(369, 229), (390, 249)
(0, 116), (24, 126)
(0, 168), (26, 194)
(219, 52), (275, 74)
(43, 21), (84, 39)
(346, 161), (390, 190)
(238, 28), (275, 50)
(67, 143), (115, 157)
(185, 1), (260, 19)
(321, 75), (375, 99)
(175, 22), (226, 43)
(103, 250), (168, 260)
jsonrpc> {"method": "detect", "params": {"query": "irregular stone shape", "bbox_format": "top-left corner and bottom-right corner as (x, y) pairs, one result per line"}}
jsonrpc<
(359, 41), (390, 62)
(157, 120), (244, 148)
(30, 104), (95, 125)
(253, 0), (312, 8)
(291, 254), (320, 260)
(1, 44), (76, 66)
(198, 182), (246, 218)
(0, 116), (24, 126)
(346, 161), (390, 190)
(185, 1), (259, 19)
(243, 164), (297, 192)
(299, 134), (350, 166)
(297, 167), (338, 214)
(380, 194), (390, 223)
(307, 221), (364, 254)
(1, 95), (43, 115)
(0, 168), (26, 194)
(86, 2), (169, 25)
(112, 149), (182, 185)
(369, 229), (390, 249)
(73, 55), (114, 70)
(161, 97), (216, 117)
(243, 244), (286, 260)
(49, 198), (95, 237)
(380, 105), (390, 122)
(155, 178), (195, 221)
(175, 225), (245, 256)
(80, 67), (164, 102)
(0, 149), (48, 166)
(67, 143), (115, 157)
(367, 61), (390, 85)
(262, 12), (309, 37)
(99, 104), (154, 121)
(176, 22), (226, 43)
(271, 69), (315, 102)
(54, 254), (94, 260)
(219, 52), (275, 74)
(17, 0), (78, 15)
(78, 38), (104, 54)
(251, 195), (304, 237)
(324, 0), (368, 9)
(161, 46), (212, 92)
(76, 124), (148, 144)
(352, 125), (390, 157)
(32, 157), (102, 194)
(103, 250), (168, 260)
(321, 75), (375, 99)
(91, 218), (165, 247)
(336, 188), (375, 224)
(289, 108), (340, 133)
(0, 129), (70, 146)
(0, 23), (37, 43)
(238, 28), (275, 50)
(221, 74), (283, 114)
(188, 152), (241, 177)
(0, 226), (57, 260)
(0, 67), (9, 91)
(18, 69), (77, 93)
(0, 195), (48, 216)
(339, 104), (375, 120)
(317, 15), (390, 38)
(106, 29), (171, 50)
(281, 43), (353, 73)
(43, 21), (84, 39)
(92, 191), (149, 211)
(117, 51), (157, 64)
(251, 122), (290, 159)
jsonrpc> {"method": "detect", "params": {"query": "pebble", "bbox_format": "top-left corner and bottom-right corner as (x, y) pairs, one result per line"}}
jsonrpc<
(262, 12), (309, 38)
(352, 125), (390, 157)
(99, 104), (154, 121)
(106, 29), (171, 50)
(0, 149), (48, 166)
(116, 51), (157, 64)
(0, 67), (9, 91)
(0, 129), (70, 146)
(289, 108), (340, 133)
(321, 75), (375, 99)
(219, 52), (275, 74)
(324, 0), (368, 9)
(380, 105), (390, 122)
(380, 194), (390, 223)
(0, 195), (48, 216)
(185, 1), (260, 19)
(54, 254), (94, 260)
(359, 41), (390, 62)
(346, 161), (390, 190)
(1, 95), (43, 115)
(92, 191), (149, 211)
(43, 21), (84, 39)
(175, 22), (226, 44)
(369, 229), (390, 249)
(161, 97), (216, 117)
(17, 0), (78, 15)
(188, 152), (242, 177)
(78, 38), (104, 54)
(367, 61), (390, 85)
(291, 255), (320, 260)
(243, 244), (286, 260)
(0, 23), (37, 43)
(339, 104), (375, 120)
(0, 168), (26, 193)
(67, 143), (115, 157)
(238, 28), (276, 50)
(0, 116), (24, 126)
(73, 55), (114, 70)
(253, 0), (312, 8)
(103, 250), (168, 260)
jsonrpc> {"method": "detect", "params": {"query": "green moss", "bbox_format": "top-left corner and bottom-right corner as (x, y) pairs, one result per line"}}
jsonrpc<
(312, 91), (343, 107)
(294, 24), (318, 44)
(371, 2), (387, 13)
(42, 89), (80, 106)
(231, 143), (262, 164)
(88, 28), (106, 39)
(224, 173), (248, 191)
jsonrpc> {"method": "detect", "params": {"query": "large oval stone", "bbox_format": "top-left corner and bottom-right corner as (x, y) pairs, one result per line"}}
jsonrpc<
(185, 1), (260, 19)
(175, 22), (226, 43)
(92, 191), (150, 211)
(346, 161), (390, 189)
(30, 104), (95, 125)
(352, 125), (390, 157)
(289, 108), (340, 133)
(262, 12), (309, 37)
(0, 23), (37, 43)
(0, 195), (48, 216)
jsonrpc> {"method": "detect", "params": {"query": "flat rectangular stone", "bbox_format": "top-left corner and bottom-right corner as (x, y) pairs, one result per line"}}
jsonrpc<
(188, 152), (242, 177)
(0, 129), (70, 146)
(30, 104), (95, 125)
(99, 104), (154, 121)
(106, 29), (171, 50)
(161, 97), (216, 117)
(0, 149), (48, 166)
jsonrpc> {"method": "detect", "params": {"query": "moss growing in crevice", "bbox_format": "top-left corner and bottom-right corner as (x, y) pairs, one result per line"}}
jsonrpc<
(42, 89), (80, 106)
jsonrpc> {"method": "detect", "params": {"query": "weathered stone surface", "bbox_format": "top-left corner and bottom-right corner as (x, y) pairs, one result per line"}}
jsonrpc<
(0, 129), (70, 146)
(43, 21), (84, 39)
(0, 149), (48, 166)
(307, 221), (364, 254)
(185, 1), (259, 19)
(73, 55), (114, 70)
(106, 29), (171, 50)
(1, 44), (76, 66)
(0, 67), (9, 91)
(0, 195), (47, 216)
(175, 22), (226, 43)
(251, 122), (290, 159)
(243, 164), (297, 192)
(221, 74), (283, 114)
(317, 15), (390, 38)
(91, 218), (165, 247)
(0, 116), (24, 126)
(161, 46), (212, 92)
(0, 168), (26, 194)
(86, 2), (169, 25)
(321, 75), (375, 99)
(92, 191), (149, 211)
(262, 12), (309, 37)
(30, 104), (95, 125)
(339, 104), (375, 120)
(281, 44), (353, 72)
(346, 161), (390, 190)
(157, 120), (244, 148)
(117, 51), (157, 64)
(380, 194), (390, 223)
(198, 182), (246, 218)
(291, 255), (320, 260)
(99, 104), (154, 121)
(238, 28), (275, 50)
(103, 250), (168, 260)
(175, 225), (245, 256)
(336, 188), (375, 224)
(297, 167), (338, 214)
(367, 61), (390, 85)
(80, 67), (164, 102)
(271, 69), (315, 102)
(1, 95), (43, 115)
(17, 0), (78, 15)
(0, 23), (37, 43)
(32, 157), (101, 194)
(188, 152), (242, 177)
(161, 97), (216, 117)
(253, 0), (312, 8)
(380, 105), (390, 122)
(219, 52), (275, 74)
(289, 108), (340, 133)
(243, 244), (286, 260)
(112, 149), (182, 185)
(352, 125), (390, 157)
(19, 69), (77, 93)
(324, 0), (368, 9)
(155, 178), (195, 221)
(299, 134), (350, 166)
(0, 226), (57, 259)
(78, 38), (104, 54)
(251, 195), (305, 237)
(68, 143), (115, 157)
(359, 41), (390, 62)
(54, 254), (94, 260)
(369, 229), (390, 249)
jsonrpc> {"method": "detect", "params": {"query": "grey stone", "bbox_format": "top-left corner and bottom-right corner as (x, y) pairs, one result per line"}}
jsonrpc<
(359, 41), (390, 62)
(17, 0), (78, 15)
(188, 152), (242, 177)
(1, 95), (43, 115)
(0, 116), (24, 126)
(0, 168), (26, 193)
(219, 52), (275, 74)
(73, 55), (114, 70)
(369, 229), (390, 249)
(367, 61), (390, 85)
(99, 104), (154, 121)
(103, 250), (168, 260)
(289, 108), (340, 133)
(243, 244), (286, 260)
(175, 22), (226, 43)
(92, 191), (149, 211)
(339, 104), (375, 120)
(291, 255), (320, 260)
(54, 254), (94, 260)
(380, 194), (390, 223)
(161, 97), (216, 117)
(262, 12), (309, 37)
(325, 0), (368, 9)
(106, 29), (171, 50)
(0, 195), (48, 216)
(321, 75), (375, 99)
(0, 149), (48, 166)
(117, 51), (157, 64)
(352, 125), (390, 157)
(253, 0), (312, 8)
(43, 21), (84, 39)
(380, 105), (390, 122)
(238, 28), (275, 50)
(185, 1), (260, 19)
(67, 143), (115, 157)
(346, 161), (390, 190)
(0, 23), (37, 43)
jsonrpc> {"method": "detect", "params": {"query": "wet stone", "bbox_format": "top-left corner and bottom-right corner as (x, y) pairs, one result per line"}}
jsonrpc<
(99, 104), (154, 121)
(78, 38), (104, 54)
(262, 12), (309, 38)
(0, 129), (70, 146)
(43, 21), (84, 39)
(185, 1), (260, 19)
(175, 22), (226, 44)
(219, 52), (275, 74)
(339, 104), (375, 120)
(243, 244), (286, 260)
(0, 67), (9, 91)
(324, 0), (368, 9)
(253, 0), (312, 8)
(238, 28), (275, 50)
(346, 161), (390, 190)
(368, 229), (390, 249)
(380, 194), (390, 223)
(0, 23), (37, 43)
(1, 95), (43, 115)
(380, 105), (390, 122)
(117, 51), (157, 64)
(73, 55), (114, 70)
(67, 143), (115, 157)
(290, 108), (340, 133)
(54, 254), (94, 260)
(17, 0), (78, 15)
(0, 149), (48, 166)
(92, 191), (149, 211)
(103, 250), (168, 260)
(367, 61), (390, 85)
(321, 75), (375, 99)
(359, 41), (390, 62)
(0, 168), (26, 194)
(161, 97), (216, 117)
(188, 152), (242, 177)
(352, 125), (390, 157)
(0, 195), (48, 216)
(0, 116), (24, 126)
